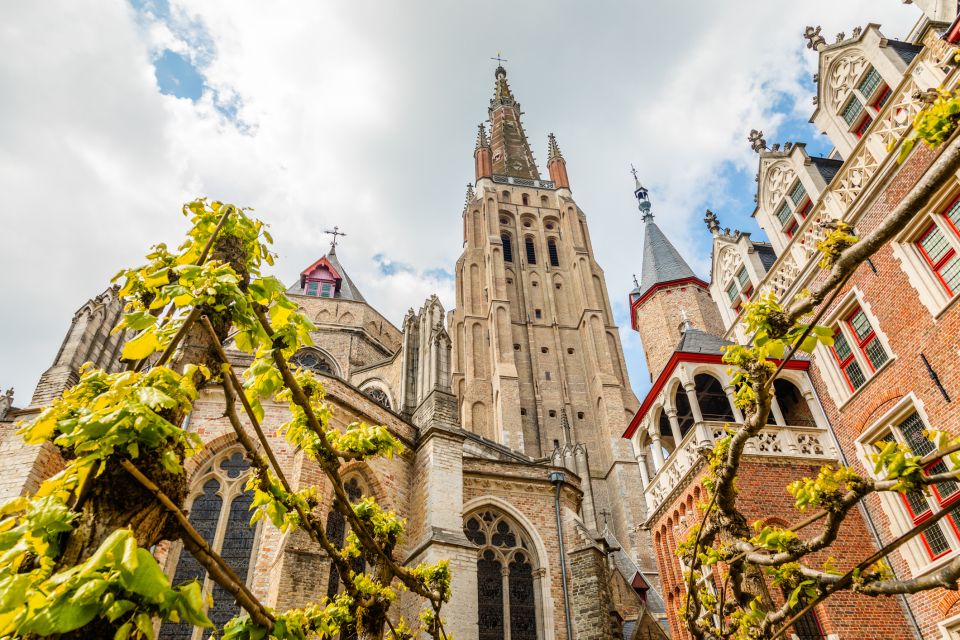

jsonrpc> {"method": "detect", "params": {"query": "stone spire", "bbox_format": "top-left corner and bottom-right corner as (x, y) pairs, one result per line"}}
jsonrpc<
(546, 132), (570, 189)
(474, 123), (492, 180)
(487, 65), (541, 180)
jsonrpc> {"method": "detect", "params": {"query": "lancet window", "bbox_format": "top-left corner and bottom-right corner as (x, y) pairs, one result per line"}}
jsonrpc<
(464, 510), (539, 640)
(159, 450), (257, 640)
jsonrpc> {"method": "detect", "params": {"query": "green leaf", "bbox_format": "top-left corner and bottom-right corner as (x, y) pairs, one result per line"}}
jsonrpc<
(122, 330), (160, 361)
(114, 621), (133, 640)
(124, 548), (171, 604)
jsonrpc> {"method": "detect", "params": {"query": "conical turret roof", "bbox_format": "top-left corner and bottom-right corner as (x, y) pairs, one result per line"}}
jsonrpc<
(635, 221), (698, 300)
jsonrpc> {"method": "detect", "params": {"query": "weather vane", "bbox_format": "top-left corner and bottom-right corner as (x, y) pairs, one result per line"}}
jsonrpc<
(491, 52), (508, 66)
(324, 226), (347, 250)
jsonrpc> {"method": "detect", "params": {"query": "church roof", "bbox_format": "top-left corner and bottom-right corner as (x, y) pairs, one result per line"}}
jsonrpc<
(635, 221), (700, 299)
(288, 247), (367, 303)
(754, 242), (778, 271)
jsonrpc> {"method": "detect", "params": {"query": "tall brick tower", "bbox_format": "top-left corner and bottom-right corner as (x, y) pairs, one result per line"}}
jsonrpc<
(449, 64), (650, 562)
(628, 179), (725, 380)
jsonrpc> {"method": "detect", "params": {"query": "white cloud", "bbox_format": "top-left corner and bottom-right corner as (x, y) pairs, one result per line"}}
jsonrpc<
(0, 0), (921, 404)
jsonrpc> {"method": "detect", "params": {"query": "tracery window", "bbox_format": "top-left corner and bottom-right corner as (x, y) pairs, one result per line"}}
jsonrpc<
(325, 477), (368, 599)
(363, 387), (391, 409)
(464, 510), (539, 640)
(291, 349), (335, 376)
(160, 451), (256, 640)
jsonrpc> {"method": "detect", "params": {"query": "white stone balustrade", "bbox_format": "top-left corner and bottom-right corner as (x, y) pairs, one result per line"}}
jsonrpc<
(643, 420), (838, 515)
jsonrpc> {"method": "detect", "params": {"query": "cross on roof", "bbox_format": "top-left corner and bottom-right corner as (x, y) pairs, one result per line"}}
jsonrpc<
(324, 226), (347, 252)
(599, 509), (612, 526)
(630, 164), (639, 182)
(491, 52), (508, 66)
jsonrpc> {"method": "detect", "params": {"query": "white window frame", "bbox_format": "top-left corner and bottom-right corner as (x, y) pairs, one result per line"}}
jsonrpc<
(939, 612), (960, 639)
(856, 393), (960, 577)
(724, 265), (753, 313)
(813, 288), (895, 408)
(892, 180), (960, 318)
(772, 178), (814, 243)
(837, 65), (891, 138)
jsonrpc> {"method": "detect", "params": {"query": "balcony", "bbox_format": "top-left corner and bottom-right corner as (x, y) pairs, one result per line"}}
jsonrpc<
(643, 420), (838, 517)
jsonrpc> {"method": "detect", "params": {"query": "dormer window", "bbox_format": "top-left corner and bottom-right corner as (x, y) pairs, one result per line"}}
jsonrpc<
(840, 66), (890, 138)
(725, 266), (752, 313)
(775, 179), (813, 241)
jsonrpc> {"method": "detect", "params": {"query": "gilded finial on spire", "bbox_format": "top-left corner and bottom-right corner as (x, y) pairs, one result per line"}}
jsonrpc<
(547, 133), (563, 160)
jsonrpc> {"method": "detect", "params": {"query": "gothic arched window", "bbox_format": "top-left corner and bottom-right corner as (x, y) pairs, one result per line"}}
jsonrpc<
(291, 349), (335, 376)
(364, 387), (391, 409)
(464, 510), (539, 640)
(502, 233), (513, 263)
(547, 238), (559, 267)
(160, 451), (256, 640)
(524, 237), (537, 265)
(325, 477), (368, 599)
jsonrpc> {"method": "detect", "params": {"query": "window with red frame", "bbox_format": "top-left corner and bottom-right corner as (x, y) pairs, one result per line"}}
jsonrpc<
(882, 412), (960, 560)
(855, 115), (874, 138)
(916, 197), (960, 296)
(726, 266), (752, 311)
(784, 219), (798, 239)
(831, 304), (889, 391)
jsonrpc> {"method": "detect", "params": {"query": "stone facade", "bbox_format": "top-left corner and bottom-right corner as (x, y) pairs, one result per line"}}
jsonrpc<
(0, 68), (666, 640)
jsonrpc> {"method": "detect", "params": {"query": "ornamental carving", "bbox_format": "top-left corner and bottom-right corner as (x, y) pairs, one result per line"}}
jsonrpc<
(717, 248), (744, 288)
(763, 162), (796, 211)
(828, 53), (868, 110)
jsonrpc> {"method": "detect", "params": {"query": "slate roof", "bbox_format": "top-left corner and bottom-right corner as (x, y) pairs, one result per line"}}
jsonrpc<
(754, 242), (778, 271)
(887, 39), (923, 65)
(810, 156), (843, 185)
(676, 328), (732, 355)
(287, 248), (367, 303)
(636, 221), (699, 299)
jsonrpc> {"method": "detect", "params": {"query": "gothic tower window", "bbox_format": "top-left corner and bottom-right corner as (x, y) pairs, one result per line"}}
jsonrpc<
(160, 451), (257, 640)
(524, 237), (537, 265)
(502, 233), (513, 263)
(547, 238), (560, 267)
(464, 510), (540, 640)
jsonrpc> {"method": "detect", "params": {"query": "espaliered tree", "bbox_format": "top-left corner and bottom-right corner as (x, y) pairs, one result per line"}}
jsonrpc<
(0, 200), (451, 640)
(678, 91), (960, 640)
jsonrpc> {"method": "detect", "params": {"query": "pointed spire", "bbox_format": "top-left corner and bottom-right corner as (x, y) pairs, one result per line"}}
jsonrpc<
(546, 132), (570, 189)
(636, 221), (699, 301)
(547, 133), (563, 160)
(486, 64), (540, 180)
(464, 183), (475, 211)
(475, 123), (489, 150)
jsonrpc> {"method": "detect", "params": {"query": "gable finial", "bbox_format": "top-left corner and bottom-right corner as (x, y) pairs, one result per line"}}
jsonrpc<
(803, 25), (826, 51)
(704, 209), (721, 236)
(324, 226), (347, 254)
(748, 129), (767, 153)
(632, 274), (640, 289)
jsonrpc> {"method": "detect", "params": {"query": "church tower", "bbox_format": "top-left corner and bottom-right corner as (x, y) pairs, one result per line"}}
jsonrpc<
(449, 65), (649, 560)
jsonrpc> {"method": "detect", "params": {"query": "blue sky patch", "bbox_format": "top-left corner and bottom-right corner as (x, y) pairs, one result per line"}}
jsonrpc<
(153, 49), (204, 100)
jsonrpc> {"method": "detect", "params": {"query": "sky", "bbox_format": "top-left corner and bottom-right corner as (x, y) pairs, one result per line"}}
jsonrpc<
(0, 0), (922, 406)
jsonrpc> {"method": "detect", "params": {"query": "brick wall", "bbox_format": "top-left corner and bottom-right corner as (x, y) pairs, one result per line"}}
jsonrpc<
(649, 459), (915, 640)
